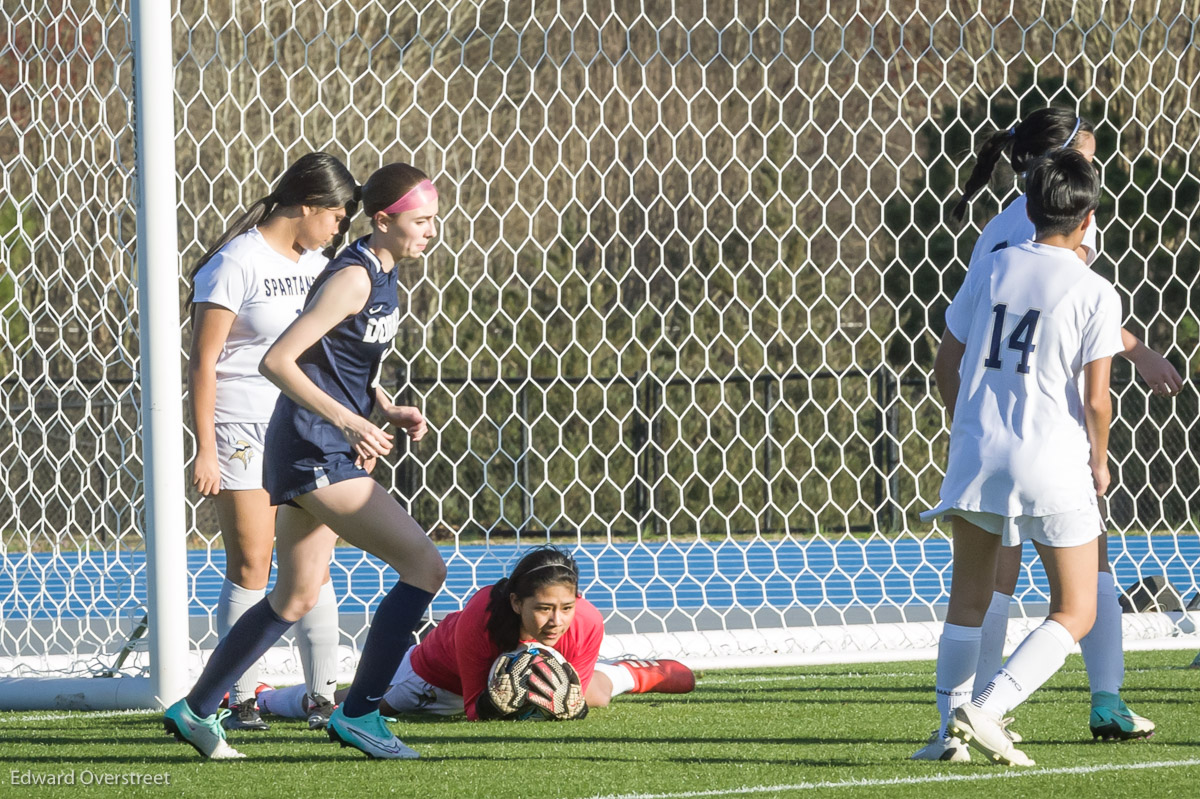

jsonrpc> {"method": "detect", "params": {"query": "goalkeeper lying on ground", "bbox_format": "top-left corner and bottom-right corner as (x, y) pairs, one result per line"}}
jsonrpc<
(258, 546), (695, 721)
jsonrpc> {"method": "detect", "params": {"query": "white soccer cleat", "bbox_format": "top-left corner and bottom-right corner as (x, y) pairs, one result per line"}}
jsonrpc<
(326, 707), (419, 760)
(949, 705), (1035, 766)
(163, 698), (245, 760)
(910, 730), (971, 762)
(1000, 716), (1023, 743)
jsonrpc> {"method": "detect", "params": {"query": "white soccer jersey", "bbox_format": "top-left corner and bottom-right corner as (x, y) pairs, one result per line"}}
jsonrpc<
(193, 229), (326, 423)
(970, 194), (1099, 267)
(930, 241), (1123, 517)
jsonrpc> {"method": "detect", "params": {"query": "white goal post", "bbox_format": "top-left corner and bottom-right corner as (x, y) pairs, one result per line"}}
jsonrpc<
(2, 2), (1199, 710)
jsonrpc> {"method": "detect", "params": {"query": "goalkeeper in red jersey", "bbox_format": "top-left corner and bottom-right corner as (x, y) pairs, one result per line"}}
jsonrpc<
(258, 547), (695, 721)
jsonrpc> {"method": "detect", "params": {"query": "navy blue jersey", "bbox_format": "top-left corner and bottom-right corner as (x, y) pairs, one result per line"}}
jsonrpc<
(264, 237), (401, 505)
(296, 237), (399, 418)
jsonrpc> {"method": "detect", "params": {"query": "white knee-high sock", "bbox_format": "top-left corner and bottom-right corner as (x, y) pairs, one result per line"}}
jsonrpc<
(217, 578), (266, 705)
(296, 579), (340, 704)
(256, 684), (308, 719)
(973, 591), (1012, 697)
(975, 618), (1075, 716)
(936, 623), (981, 738)
(594, 662), (636, 697)
(1079, 571), (1123, 696)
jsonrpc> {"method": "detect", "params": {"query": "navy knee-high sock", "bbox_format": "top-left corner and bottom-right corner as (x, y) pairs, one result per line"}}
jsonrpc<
(187, 598), (294, 717)
(341, 581), (436, 718)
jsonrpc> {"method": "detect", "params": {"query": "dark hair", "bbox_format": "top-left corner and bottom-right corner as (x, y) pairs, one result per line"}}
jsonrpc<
(361, 162), (432, 217)
(485, 547), (580, 652)
(952, 108), (1095, 221)
(1024, 150), (1100, 237)
(190, 152), (359, 284)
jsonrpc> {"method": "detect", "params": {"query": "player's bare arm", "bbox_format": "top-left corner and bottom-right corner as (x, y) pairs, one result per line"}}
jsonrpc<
(373, 386), (427, 442)
(932, 330), (966, 421)
(1118, 329), (1183, 396)
(1083, 356), (1113, 496)
(188, 303), (237, 496)
(260, 265), (394, 461)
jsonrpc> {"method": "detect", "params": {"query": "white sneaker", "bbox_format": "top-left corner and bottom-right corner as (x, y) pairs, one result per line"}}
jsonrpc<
(326, 708), (419, 760)
(949, 705), (1035, 766)
(910, 730), (971, 762)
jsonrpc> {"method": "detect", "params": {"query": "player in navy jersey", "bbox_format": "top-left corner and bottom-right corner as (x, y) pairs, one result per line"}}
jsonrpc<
(166, 163), (447, 760)
(188, 153), (357, 732)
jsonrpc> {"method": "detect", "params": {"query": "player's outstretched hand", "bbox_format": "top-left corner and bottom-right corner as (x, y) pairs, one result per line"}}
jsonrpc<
(384, 405), (427, 442)
(339, 414), (394, 463)
(192, 451), (221, 497)
(526, 654), (587, 720)
(1135, 349), (1184, 397)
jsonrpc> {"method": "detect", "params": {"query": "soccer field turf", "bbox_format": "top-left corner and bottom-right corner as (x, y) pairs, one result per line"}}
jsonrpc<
(4, 651), (1199, 799)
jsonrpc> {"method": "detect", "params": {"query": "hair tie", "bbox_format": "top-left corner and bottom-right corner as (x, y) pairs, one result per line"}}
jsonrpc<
(353, 185), (362, 203)
(1061, 117), (1082, 149)
(1007, 127), (1016, 138)
(382, 179), (438, 215)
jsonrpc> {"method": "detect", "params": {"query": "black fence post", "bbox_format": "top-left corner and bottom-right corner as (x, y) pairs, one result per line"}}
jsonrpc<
(519, 379), (531, 530)
(759, 376), (775, 535)
(632, 369), (647, 534)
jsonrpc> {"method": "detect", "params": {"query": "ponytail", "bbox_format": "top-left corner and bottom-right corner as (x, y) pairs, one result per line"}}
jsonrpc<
(190, 196), (277, 284)
(951, 129), (1015, 221)
(952, 107), (1095, 222)
(189, 152), (358, 300)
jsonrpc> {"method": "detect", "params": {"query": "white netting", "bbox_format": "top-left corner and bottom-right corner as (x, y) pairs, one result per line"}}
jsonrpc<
(3, 2), (1200, 685)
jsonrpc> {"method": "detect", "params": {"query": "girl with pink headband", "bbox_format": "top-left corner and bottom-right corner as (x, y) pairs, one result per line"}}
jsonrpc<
(382, 178), (438, 215)
(166, 163), (447, 761)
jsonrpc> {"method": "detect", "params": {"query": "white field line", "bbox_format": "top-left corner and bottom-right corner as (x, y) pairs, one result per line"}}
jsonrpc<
(575, 758), (1200, 799)
(697, 671), (925, 686)
(696, 665), (1163, 687)
(0, 708), (151, 723)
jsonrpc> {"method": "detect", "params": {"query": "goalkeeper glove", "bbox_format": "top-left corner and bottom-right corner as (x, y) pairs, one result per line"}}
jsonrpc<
(526, 654), (588, 720)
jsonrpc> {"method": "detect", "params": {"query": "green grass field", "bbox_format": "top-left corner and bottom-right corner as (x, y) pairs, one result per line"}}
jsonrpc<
(4, 651), (1200, 798)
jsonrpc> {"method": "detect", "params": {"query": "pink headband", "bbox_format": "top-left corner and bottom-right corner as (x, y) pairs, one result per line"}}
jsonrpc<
(382, 179), (438, 215)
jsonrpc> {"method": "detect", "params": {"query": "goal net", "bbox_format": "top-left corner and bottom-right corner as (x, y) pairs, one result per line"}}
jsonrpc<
(3, 2), (1199, 706)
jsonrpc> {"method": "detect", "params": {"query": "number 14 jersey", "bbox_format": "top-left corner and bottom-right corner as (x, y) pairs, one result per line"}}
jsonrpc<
(937, 241), (1123, 518)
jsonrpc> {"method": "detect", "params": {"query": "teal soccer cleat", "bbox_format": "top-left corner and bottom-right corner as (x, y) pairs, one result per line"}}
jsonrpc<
(163, 698), (245, 759)
(1090, 692), (1155, 740)
(326, 707), (419, 760)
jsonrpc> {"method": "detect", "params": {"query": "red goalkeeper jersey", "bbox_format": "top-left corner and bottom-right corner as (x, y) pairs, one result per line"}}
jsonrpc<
(409, 587), (604, 719)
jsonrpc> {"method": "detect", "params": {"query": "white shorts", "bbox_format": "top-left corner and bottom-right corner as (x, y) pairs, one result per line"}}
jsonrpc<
(214, 421), (268, 491)
(942, 506), (1103, 548)
(380, 648), (463, 717)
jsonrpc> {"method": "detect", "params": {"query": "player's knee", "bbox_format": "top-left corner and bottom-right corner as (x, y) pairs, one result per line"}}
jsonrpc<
(1051, 608), (1095, 642)
(947, 589), (992, 626)
(227, 557), (272, 590)
(272, 587), (321, 622)
(394, 545), (445, 594)
(425, 553), (448, 589)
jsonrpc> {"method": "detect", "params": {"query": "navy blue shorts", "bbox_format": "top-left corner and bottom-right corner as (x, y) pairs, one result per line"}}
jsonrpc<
(264, 400), (370, 507)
